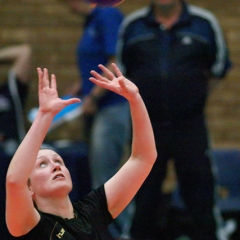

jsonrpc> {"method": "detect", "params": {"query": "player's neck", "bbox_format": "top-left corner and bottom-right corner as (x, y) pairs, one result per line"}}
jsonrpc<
(36, 195), (74, 219)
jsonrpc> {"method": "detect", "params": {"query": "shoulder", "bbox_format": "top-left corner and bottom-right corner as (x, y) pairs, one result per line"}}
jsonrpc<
(95, 7), (123, 20)
(187, 4), (221, 29)
(74, 186), (113, 226)
(75, 186), (106, 209)
(121, 6), (150, 29)
(74, 186), (111, 218)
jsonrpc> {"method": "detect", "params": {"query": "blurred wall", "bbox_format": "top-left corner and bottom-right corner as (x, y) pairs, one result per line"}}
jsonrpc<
(0, 0), (239, 147)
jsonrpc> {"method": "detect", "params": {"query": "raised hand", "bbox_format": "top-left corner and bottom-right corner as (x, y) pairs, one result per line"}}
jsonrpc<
(37, 68), (81, 115)
(89, 63), (139, 101)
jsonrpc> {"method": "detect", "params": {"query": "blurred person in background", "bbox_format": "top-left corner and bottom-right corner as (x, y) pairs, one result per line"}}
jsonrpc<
(0, 44), (32, 155)
(117, 0), (231, 239)
(63, 1), (133, 238)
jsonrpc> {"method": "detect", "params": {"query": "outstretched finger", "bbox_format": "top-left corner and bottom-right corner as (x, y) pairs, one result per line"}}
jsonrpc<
(98, 64), (115, 80)
(111, 63), (123, 77)
(43, 68), (50, 88)
(64, 97), (81, 106)
(89, 76), (109, 89)
(37, 68), (44, 90)
(90, 70), (108, 83)
(50, 74), (57, 90)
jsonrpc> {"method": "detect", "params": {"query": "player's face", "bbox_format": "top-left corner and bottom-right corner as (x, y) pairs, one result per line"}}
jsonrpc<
(29, 149), (73, 198)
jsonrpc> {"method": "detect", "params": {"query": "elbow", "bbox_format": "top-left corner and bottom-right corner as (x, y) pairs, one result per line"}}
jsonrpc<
(154, 149), (158, 160)
(6, 173), (25, 190)
(148, 143), (157, 163)
(133, 147), (157, 165)
(6, 174), (18, 188)
(151, 149), (157, 164)
(142, 148), (157, 166)
(146, 145), (157, 165)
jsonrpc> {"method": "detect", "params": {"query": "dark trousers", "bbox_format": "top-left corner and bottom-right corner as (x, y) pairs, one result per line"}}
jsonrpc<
(130, 116), (218, 240)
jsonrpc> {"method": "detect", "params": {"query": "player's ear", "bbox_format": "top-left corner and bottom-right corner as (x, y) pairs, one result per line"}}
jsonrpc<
(27, 179), (35, 195)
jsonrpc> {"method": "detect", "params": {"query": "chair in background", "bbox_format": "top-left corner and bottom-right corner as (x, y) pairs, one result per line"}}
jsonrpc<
(212, 148), (240, 240)
(170, 148), (240, 240)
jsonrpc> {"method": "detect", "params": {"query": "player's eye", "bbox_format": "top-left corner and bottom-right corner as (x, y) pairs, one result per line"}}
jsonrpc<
(40, 162), (47, 168)
(55, 159), (63, 165)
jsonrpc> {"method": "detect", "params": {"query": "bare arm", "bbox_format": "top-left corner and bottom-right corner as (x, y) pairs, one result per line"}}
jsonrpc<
(89, 63), (157, 218)
(6, 68), (80, 236)
(0, 44), (32, 84)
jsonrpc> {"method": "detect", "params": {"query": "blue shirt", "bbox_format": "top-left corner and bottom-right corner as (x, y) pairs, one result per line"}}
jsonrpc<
(77, 7), (126, 108)
(117, 1), (231, 120)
